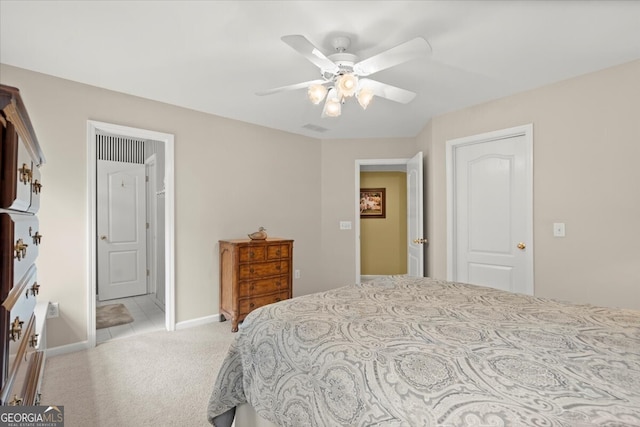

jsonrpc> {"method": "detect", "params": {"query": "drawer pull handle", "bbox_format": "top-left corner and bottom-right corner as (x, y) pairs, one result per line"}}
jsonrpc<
(249, 251), (255, 258)
(276, 250), (281, 256)
(10, 316), (24, 342)
(249, 303), (255, 309)
(26, 282), (40, 298)
(29, 333), (39, 348)
(31, 230), (43, 245)
(276, 265), (281, 270)
(14, 238), (28, 260)
(19, 163), (32, 185)
(275, 298), (281, 302)
(249, 268), (254, 274)
(9, 394), (23, 406)
(32, 179), (43, 194)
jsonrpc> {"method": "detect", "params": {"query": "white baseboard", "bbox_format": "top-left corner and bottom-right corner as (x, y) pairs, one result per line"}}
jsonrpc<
(46, 314), (223, 355)
(175, 313), (221, 330)
(47, 340), (91, 357)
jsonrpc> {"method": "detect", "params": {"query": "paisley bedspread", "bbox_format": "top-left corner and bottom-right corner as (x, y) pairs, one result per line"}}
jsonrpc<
(207, 276), (640, 426)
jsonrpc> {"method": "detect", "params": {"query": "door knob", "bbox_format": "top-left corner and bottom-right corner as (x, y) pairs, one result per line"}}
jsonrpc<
(413, 238), (428, 244)
(100, 235), (107, 240)
(517, 242), (526, 250)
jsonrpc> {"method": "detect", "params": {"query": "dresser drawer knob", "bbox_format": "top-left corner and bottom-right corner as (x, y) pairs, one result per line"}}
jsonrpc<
(276, 249), (281, 256)
(249, 251), (255, 258)
(9, 394), (23, 406)
(10, 316), (24, 341)
(32, 179), (43, 194)
(249, 268), (254, 274)
(276, 265), (281, 270)
(19, 163), (32, 185)
(249, 303), (255, 309)
(26, 282), (40, 298)
(14, 238), (28, 260)
(29, 333), (39, 348)
(275, 297), (281, 302)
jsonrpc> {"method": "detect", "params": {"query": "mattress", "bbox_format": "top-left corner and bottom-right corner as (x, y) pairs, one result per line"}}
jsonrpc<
(207, 276), (640, 426)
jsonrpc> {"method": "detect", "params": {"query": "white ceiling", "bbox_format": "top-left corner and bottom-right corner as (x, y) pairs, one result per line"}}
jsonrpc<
(1, 1), (639, 140)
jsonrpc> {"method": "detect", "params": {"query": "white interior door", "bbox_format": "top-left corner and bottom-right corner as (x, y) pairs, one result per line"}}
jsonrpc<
(407, 152), (424, 276)
(98, 160), (147, 301)
(447, 125), (533, 295)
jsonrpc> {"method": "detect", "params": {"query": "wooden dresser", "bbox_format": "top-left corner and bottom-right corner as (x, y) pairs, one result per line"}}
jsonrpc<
(219, 238), (293, 332)
(0, 84), (48, 406)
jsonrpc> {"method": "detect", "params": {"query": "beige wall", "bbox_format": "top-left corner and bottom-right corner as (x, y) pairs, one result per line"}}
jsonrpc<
(0, 64), (327, 348)
(0, 65), (418, 349)
(320, 138), (419, 290)
(418, 59), (640, 310)
(3, 58), (638, 349)
(360, 172), (407, 274)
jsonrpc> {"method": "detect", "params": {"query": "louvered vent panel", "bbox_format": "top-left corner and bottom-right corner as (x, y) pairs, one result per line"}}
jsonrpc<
(96, 132), (145, 164)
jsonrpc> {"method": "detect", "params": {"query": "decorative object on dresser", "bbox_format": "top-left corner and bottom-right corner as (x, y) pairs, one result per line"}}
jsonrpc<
(0, 84), (48, 406)
(247, 226), (267, 240)
(219, 238), (293, 332)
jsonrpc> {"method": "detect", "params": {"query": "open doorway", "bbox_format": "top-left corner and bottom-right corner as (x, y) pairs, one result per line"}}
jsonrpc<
(87, 121), (175, 347)
(355, 152), (425, 284)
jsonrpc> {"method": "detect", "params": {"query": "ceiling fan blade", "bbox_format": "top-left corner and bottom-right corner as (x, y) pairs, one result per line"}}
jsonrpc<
(281, 35), (339, 73)
(354, 37), (431, 77)
(361, 79), (417, 104)
(256, 79), (327, 96)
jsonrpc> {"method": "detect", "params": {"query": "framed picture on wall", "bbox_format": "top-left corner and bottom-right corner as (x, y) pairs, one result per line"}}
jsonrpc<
(360, 188), (386, 218)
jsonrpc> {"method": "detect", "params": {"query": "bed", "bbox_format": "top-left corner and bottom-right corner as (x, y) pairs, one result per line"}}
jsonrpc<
(207, 276), (640, 426)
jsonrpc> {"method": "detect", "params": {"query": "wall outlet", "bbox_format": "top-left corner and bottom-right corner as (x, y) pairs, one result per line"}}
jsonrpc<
(294, 269), (301, 279)
(47, 302), (59, 318)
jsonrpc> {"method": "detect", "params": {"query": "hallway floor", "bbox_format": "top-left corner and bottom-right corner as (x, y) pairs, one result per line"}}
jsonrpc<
(96, 294), (165, 344)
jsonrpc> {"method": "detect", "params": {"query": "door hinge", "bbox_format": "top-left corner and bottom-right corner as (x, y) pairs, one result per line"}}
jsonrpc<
(146, 222), (149, 229)
(147, 269), (150, 276)
(146, 175), (149, 182)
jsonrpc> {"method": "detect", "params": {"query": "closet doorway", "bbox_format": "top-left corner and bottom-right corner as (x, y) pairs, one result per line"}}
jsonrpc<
(88, 121), (175, 347)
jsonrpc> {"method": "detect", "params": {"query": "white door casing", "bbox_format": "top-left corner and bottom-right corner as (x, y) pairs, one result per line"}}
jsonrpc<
(446, 124), (533, 295)
(88, 120), (176, 350)
(97, 160), (147, 301)
(355, 153), (425, 282)
(407, 152), (424, 276)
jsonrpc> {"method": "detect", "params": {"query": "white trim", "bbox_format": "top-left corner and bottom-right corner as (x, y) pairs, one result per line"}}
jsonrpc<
(354, 158), (410, 285)
(445, 124), (534, 292)
(175, 314), (222, 330)
(87, 120), (176, 349)
(47, 340), (91, 357)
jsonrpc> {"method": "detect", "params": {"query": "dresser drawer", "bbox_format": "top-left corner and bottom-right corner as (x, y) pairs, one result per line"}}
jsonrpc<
(0, 312), (36, 406)
(0, 124), (42, 213)
(0, 213), (40, 289)
(266, 243), (290, 260)
(239, 276), (289, 297)
(239, 291), (289, 316)
(239, 260), (289, 279)
(239, 246), (265, 262)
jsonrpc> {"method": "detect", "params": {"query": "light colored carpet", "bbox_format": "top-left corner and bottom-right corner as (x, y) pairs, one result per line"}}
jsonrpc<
(40, 321), (235, 426)
(96, 304), (134, 329)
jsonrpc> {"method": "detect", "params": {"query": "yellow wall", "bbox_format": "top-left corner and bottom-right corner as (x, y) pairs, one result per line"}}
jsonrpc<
(360, 172), (407, 275)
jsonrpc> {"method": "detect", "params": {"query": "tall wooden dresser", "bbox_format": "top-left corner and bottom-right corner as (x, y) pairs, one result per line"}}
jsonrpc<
(219, 238), (293, 332)
(0, 84), (48, 406)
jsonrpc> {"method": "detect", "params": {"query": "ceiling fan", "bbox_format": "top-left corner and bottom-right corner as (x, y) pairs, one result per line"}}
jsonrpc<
(256, 34), (431, 117)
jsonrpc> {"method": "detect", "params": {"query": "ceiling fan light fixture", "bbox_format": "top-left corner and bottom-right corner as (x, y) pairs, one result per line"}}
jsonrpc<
(322, 88), (342, 117)
(357, 86), (374, 110)
(336, 73), (358, 98)
(308, 84), (328, 104)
